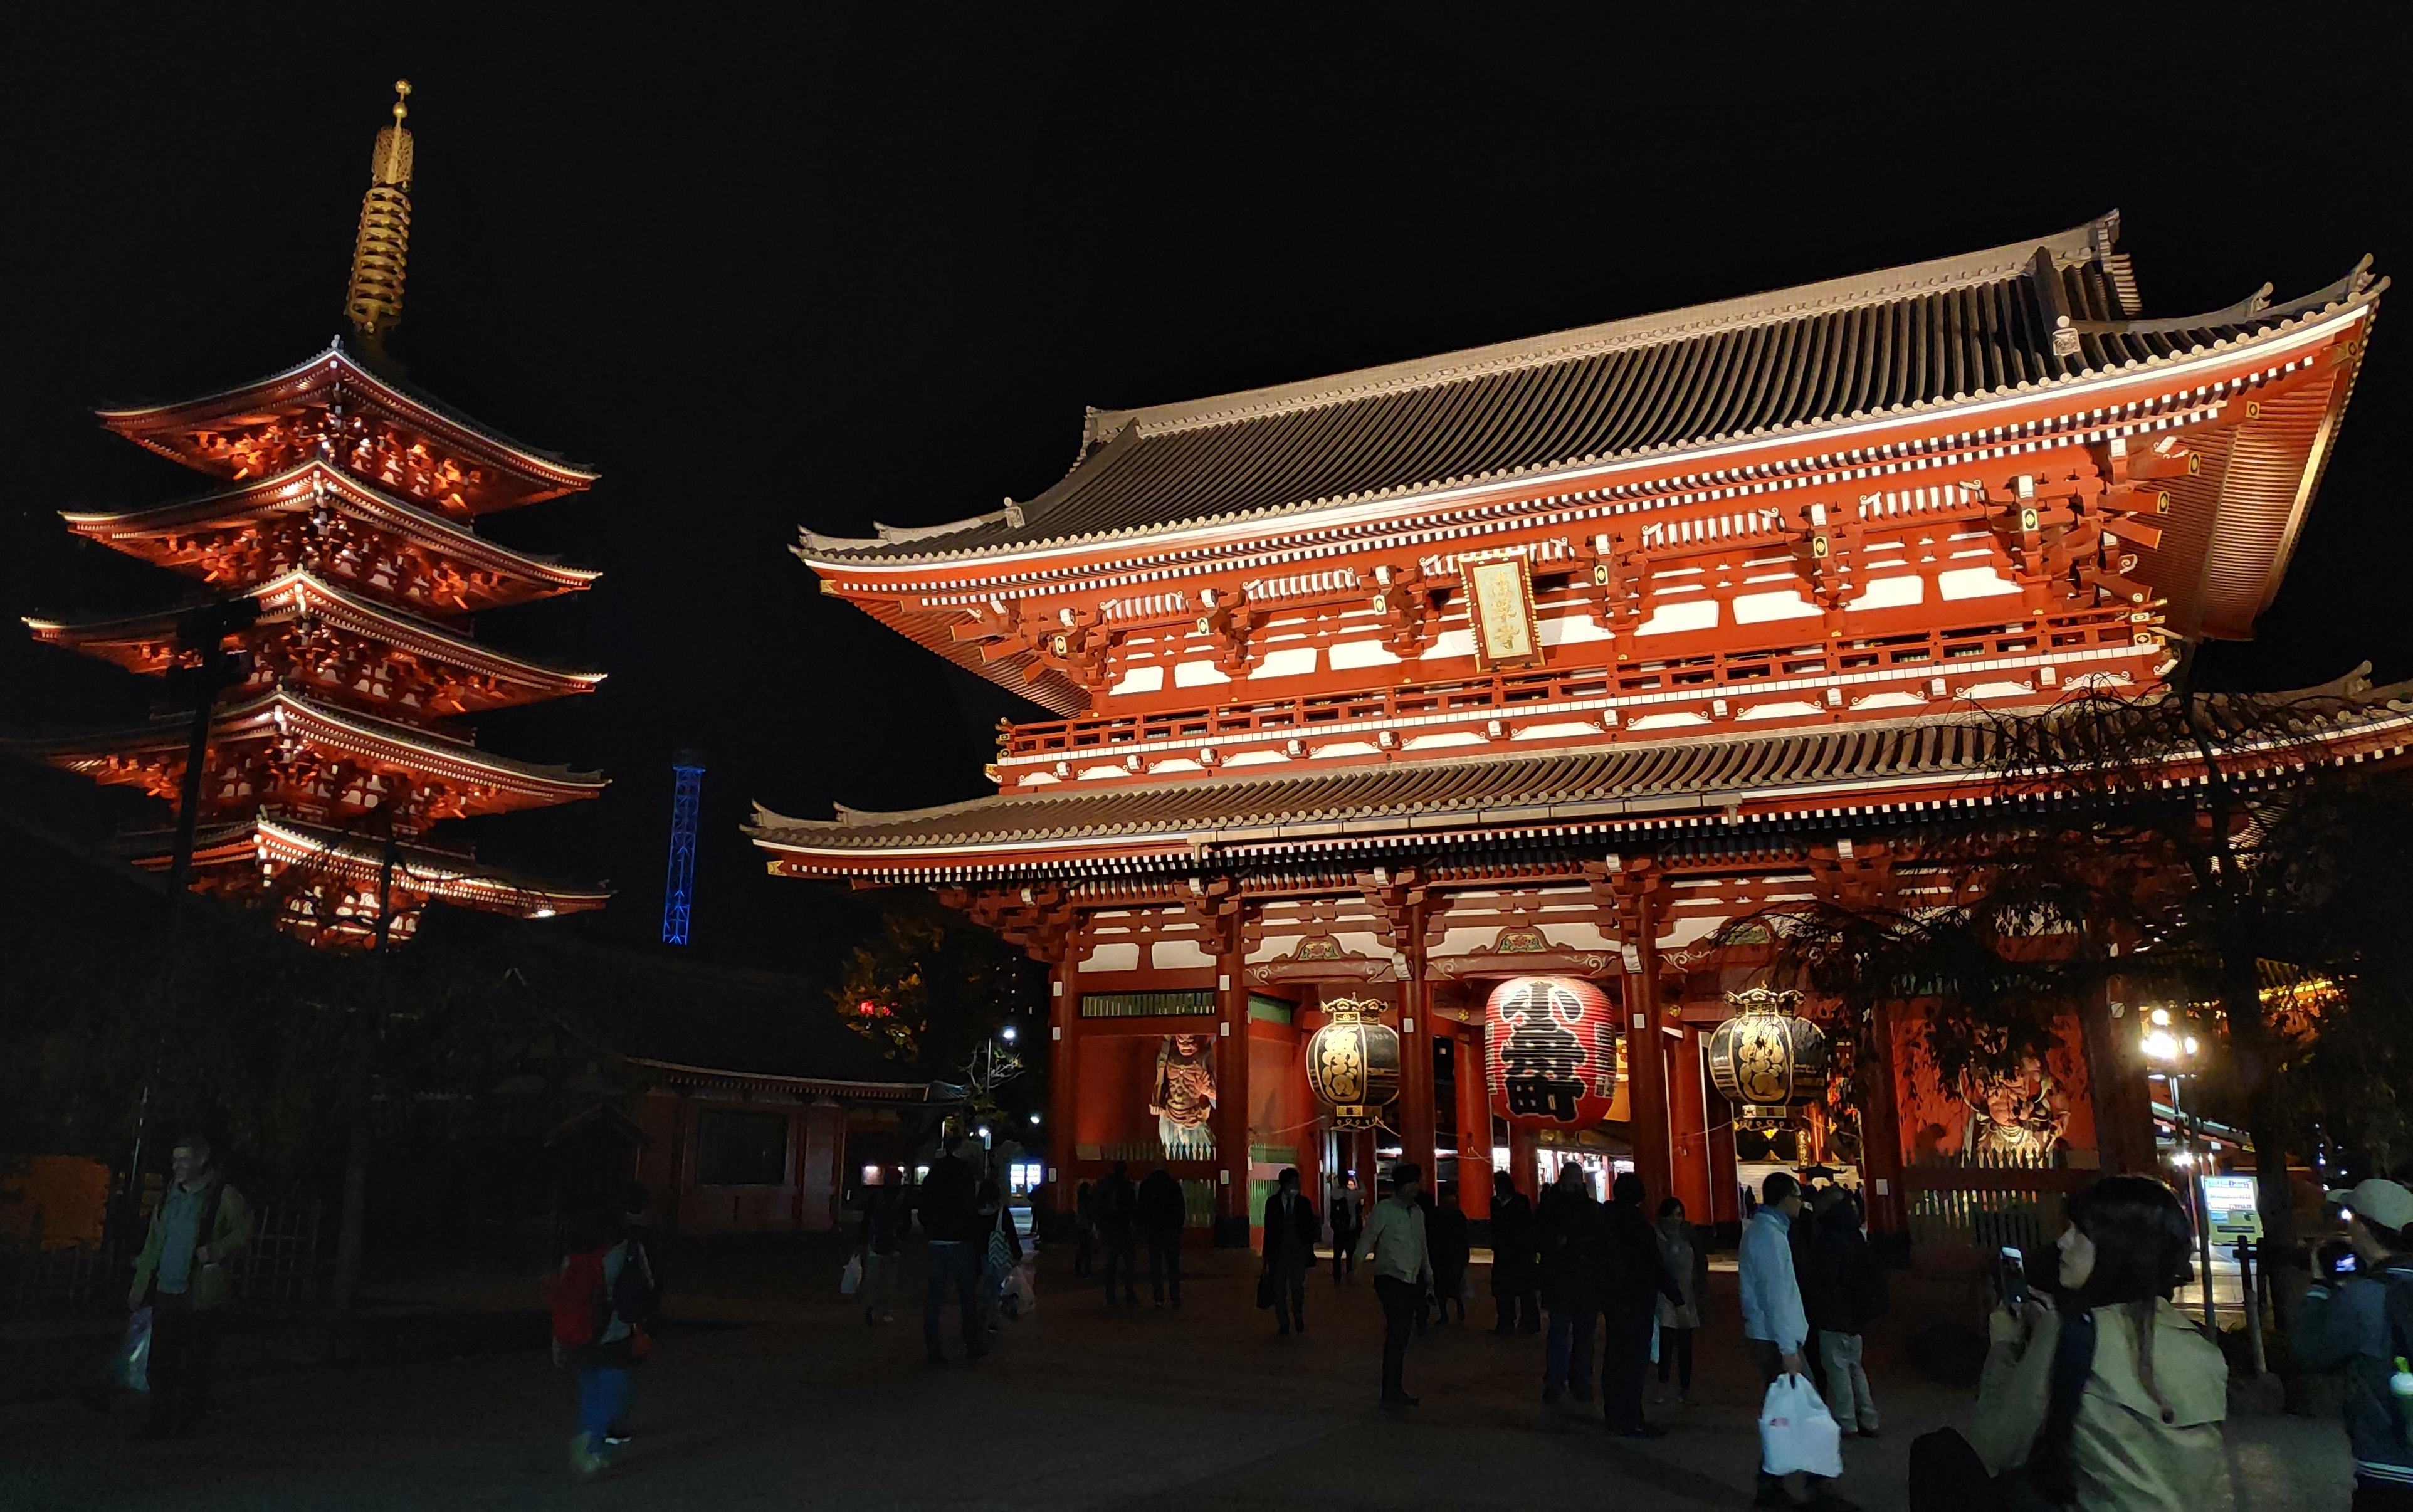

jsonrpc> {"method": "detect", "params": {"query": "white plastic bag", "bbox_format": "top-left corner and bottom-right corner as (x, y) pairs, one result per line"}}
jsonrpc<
(117, 1307), (152, 1393)
(840, 1254), (863, 1297)
(1758, 1372), (1841, 1479)
(1002, 1257), (1037, 1319)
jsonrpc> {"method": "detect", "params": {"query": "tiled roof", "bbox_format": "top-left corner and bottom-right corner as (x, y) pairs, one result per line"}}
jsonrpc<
(749, 676), (2413, 868)
(804, 214), (2377, 565)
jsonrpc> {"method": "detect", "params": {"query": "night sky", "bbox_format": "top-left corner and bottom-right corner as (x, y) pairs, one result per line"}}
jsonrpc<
(4, 11), (2409, 972)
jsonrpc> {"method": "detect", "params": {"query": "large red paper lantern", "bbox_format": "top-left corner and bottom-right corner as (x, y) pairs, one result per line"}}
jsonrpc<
(1486, 976), (1621, 1129)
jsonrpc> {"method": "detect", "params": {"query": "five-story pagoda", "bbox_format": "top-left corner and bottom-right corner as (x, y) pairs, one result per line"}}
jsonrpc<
(20, 83), (608, 947)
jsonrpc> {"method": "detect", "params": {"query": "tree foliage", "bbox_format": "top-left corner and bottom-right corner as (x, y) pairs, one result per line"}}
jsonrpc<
(828, 895), (1038, 1079)
(1727, 659), (2413, 1278)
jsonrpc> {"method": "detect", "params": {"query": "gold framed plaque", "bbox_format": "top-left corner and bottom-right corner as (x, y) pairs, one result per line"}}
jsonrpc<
(1456, 549), (1543, 671)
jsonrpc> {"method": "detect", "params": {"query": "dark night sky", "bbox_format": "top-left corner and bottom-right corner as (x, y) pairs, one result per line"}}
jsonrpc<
(4, 11), (2409, 972)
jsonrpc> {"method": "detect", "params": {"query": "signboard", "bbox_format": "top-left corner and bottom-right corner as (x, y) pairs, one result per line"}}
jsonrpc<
(2200, 1174), (2263, 1242)
(1456, 550), (1543, 671)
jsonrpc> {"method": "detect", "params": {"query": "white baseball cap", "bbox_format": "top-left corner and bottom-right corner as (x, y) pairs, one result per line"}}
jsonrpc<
(2327, 1178), (2413, 1233)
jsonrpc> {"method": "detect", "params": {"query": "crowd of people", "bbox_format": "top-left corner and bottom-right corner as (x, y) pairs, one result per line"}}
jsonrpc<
(96, 1121), (2413, 1507)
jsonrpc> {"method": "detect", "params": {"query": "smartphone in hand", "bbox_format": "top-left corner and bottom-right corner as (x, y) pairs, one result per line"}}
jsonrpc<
(1996, 1246), (2031, 1313)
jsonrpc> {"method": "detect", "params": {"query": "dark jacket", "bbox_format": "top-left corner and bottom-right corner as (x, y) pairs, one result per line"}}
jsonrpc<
(1537, 1185), (1603, 1310)
(857, 1189), (907, 1255)
(2295, 1257), (2413, 1486)
(1331, 1186), (1362, 1236)
(1429, 1204), (1471, 1284)
(1488, 1189), (1538, 1293)
(1598, 1197), (1683, 1317)
(1136, 1169), (1185, 1242)
(916, 1155), (980, 1243)
(1261, 1188), (1320, 1272)
(1095, 1170), (1138, 1237)
(1804, 1207), (1888, 1334)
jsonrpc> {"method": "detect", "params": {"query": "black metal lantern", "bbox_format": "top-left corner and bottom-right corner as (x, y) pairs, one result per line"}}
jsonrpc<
(1305, 997), (1402, 1131)
(1707, 987), (1831, 1129)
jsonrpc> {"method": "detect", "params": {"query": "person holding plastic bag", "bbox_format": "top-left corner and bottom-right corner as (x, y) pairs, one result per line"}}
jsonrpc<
(1742, 1171), (1848, 1509)
(1945, 1175), (2229, 1512)
(126, 1135), (250, 1439)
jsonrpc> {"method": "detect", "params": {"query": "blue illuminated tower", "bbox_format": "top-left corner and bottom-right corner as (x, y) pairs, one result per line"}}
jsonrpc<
(662, 750), (705, 945)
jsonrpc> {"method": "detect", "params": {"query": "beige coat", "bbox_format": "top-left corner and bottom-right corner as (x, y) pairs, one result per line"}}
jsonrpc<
(1970, 1298), (2228, 1512)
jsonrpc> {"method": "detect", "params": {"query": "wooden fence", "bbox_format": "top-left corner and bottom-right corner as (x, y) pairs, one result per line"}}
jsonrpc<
(1, 1202), (330, 1315)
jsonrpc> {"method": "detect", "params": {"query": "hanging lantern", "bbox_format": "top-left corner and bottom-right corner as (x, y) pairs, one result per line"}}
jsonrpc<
(1305, 997), (1402, 1131)
(1707, 987), (1831, 1129)
(1486, 975), (1621, 1129)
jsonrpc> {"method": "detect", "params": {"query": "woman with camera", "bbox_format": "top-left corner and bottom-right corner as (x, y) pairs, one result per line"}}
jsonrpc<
(1959, 1175), (2231, 1511)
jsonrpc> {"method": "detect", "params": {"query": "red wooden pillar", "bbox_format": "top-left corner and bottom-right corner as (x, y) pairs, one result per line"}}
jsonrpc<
(2080, 980), (2153, 1175)
(1399, 966), (1438, 1192)
(1669, 1024), (1713, 1224)
(1622, 890), (1675, 1207)
(1047, 953), (1078, 1214)
(1861, 998), (1910, 1252)
(1510, 1125), (1540, 1199)
(1213, 938), (1253, 1244)
(1456, 1022), (1493, 1219)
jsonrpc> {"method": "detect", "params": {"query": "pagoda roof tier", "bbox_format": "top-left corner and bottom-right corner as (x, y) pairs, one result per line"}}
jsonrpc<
(802, 214), (2379, 570)
(26, 568), (606, 719)
(750, 673), (2413, 883)
(98, 340), (596, 515)
(63, 460), (600, 616)
(129, 815), (606, 949)
(18, 688), (606, 829)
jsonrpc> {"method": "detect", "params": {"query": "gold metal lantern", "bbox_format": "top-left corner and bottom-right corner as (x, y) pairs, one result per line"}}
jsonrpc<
(1706, 987), (1831, 1129)
(1305, 997), (1402, 1131)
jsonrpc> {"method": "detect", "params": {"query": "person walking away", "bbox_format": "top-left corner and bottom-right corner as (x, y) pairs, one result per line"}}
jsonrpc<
(976, 1177), (1023, 1332)
(1790, 1185), (1829, 1398)
(2296, 1177), (2413, 1511)
(856, 1180), (907, 1325)
(126, 1135), (250, 1439)
(1599, 1172), (1686, 1437)
(1429, 1183), (1472, 1325)
(1653, 1196), (1708, 1405)
(1952, 1175), (2229, 1512)
(1138, 1165), (1187, 1306)
(1742, 1172), (1844, 1509)
(1071, 1179), (1097, 1279)
(1330, 1173), (1363, 1283)
(1490, 1170), (1541, 1335)
(1357, 1163), (1434, 1405)
(917, 1133), (989, 1363)
(1261, 1167), (1320, 1335)
(1538, 1162), (1603, 1405)
(1096, 1160), (1140, 1306)
(1805, 1185), (1886, 1438)
(550, 1205), (655, 1477)
(604, 1183), (663, 1448)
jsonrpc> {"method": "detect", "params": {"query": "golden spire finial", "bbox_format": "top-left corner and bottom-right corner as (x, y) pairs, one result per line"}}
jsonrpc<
(345, 80), (416, 350)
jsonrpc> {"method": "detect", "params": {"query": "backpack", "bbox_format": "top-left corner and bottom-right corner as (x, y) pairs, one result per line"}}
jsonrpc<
(551, 1247), (612, 1348)
(613, 1237), (657, 1330)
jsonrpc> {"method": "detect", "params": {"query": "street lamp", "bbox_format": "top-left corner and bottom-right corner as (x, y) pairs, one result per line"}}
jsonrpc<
(2141, 1009), (2216, 1329)
(1001, 1024), (1018, 1043)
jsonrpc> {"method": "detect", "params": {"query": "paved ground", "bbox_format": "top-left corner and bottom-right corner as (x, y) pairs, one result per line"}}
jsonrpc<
(0, 1242), (2354, 1512)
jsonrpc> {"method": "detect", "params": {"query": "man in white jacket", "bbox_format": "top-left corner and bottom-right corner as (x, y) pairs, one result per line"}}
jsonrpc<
(1740, 1172), (1849, 1509)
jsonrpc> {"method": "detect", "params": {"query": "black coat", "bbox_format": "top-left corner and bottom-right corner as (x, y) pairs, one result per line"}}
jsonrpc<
(1261, 1189), (1320, 1271)
(1488, 1189), (1538, 1293)
(1095, 1171), (1138, 1237)
(1429, 1205), (1471, 1281)
(1136, 1170), (1186, 1242)
(1537, 1186), (1602, 1310)
(1597, 1198), (1684, 1318)
(916, 1155), (979, 1244)
(1805, 1210), (1888, 1333)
